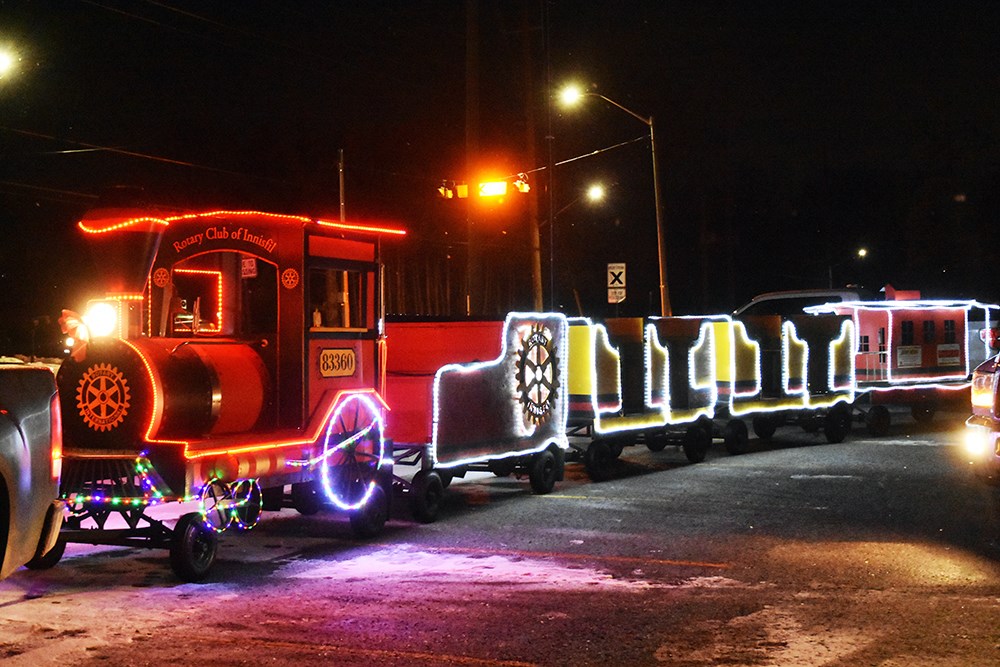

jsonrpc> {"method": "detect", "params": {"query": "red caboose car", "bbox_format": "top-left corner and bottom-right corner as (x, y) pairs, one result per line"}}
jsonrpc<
(55, 208), (405, 580)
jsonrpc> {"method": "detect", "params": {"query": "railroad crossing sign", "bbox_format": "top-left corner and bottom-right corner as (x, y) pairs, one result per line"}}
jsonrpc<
(607, 262), (626, 304)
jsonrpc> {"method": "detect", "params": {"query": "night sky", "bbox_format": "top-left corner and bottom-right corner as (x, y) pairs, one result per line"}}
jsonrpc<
(2, 1), (999, 354)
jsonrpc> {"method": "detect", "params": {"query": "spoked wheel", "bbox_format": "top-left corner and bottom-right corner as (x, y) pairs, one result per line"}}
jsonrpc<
(723, 419), (750, 455)
(682, 424), (711, 463)
(170, 512), (219, 582)
(866, 405), (891, 437)
(230, 479), (263, 530)
(411, 470), (444, 523)
(321, 393), (388, 514)
(199, 479), (233, 532)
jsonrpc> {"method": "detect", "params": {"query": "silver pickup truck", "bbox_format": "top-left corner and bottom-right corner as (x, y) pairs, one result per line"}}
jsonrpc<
(0, 361), (65, 580)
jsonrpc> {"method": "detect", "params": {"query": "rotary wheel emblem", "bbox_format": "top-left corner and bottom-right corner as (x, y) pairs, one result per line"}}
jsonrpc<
(515, 324), (559, 424)
(77, 363), (132, 432)
(152, 267), (170, 288)
(281, 268), (299, 289)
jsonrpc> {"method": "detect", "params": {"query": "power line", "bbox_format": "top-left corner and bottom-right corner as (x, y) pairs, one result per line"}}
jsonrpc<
(0, 126), (293, 184)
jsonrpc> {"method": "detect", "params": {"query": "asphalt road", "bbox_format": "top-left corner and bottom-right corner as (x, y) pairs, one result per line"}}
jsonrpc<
(2, 408), (999, 666)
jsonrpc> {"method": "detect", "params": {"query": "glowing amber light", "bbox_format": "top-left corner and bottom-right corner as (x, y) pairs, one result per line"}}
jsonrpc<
(479, 181), (508, 197)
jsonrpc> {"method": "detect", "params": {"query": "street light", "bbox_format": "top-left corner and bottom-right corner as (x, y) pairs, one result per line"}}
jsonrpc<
(0, 50), (16, 78)
(545, 181), (607, 311)
(828, 247), (868, 288)
(559, 84), (671, 316)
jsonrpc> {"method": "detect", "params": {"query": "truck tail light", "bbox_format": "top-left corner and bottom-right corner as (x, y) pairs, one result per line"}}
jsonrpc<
(50, 393), (63, 481)
(979, 327), (1000, 351)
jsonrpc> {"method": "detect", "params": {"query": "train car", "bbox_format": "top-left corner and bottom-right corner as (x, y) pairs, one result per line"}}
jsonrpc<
(384, 313), (569, 518)
(560, 311), (854, 477)
(563, 316), (722, 478)
(53, 208), (406, 580)
(805, 287), (999, 434)
(716, 313), (856, 444)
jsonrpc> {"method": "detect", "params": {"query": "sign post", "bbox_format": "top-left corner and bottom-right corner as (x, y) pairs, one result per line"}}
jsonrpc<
(607, 262), (626, 304)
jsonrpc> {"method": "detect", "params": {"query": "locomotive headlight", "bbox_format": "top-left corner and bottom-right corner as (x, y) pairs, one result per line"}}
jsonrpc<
(83, 301), (119, 338)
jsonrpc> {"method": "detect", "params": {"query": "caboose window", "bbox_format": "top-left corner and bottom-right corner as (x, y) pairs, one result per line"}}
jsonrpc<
(858, 335), (870, 352)
(944, 319), (957, 343)
(922, 320), (935, 344)
(309, 267), (369, 330)
(901, 320), (914, 345)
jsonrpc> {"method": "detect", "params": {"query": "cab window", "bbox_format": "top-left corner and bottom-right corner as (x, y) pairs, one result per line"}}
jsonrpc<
(309, 266), (370, 330)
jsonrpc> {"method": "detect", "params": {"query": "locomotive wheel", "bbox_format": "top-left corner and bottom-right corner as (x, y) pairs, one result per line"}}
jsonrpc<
(723, 419), (750, 455)
(230, 479), (263, 530)
(291, 480), (324, 516)
(411, 470), (444, 523)
(349, 484), (388, 538)
(584, 440), (614, 481)
(170, 512), (219, 582)
(752, 415), (778, 440)
(528, 447), (561, 494)
(682, 424), (711, 463)
(24, 536), (66, 571)
(911, 405), (936, 425)
(823, 405), (852, 444)
(866, 405), (891, 437)
(322, 394), (387, 512)
(437, 469), (454, 489)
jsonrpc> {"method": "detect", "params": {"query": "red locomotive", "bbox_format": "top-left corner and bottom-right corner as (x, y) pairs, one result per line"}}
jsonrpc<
(55, 209), (406, 580)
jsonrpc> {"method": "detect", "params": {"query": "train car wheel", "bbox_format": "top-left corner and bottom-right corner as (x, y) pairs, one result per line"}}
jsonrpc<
(682, 424), (711, 463)
(231, 479), (263, 530)
(911, 405), (936, 425)
(752, 416), (778, 440)
(437, 469), (454, 489)
(823, 406), (852, 444)
(291, 481), (324, 516)
(866, 405), (891, 437)
(723, 419), (750, 455)
(584, 440), (614, 481)
(528, 447), (560, 494)
(411, 470), (444, 523)
(646, 431), (669, 452)
(322, 394), (387, 512)
(349, 484), (388, 538)
(170, 512), (219, 582)
(488, 458), (517, 477)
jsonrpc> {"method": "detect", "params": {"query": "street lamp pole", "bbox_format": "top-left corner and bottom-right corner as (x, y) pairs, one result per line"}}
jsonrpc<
(565, 91), (671, 316)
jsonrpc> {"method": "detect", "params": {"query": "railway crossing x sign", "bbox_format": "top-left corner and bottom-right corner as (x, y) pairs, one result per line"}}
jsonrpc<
(607, 262), (626, 304)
